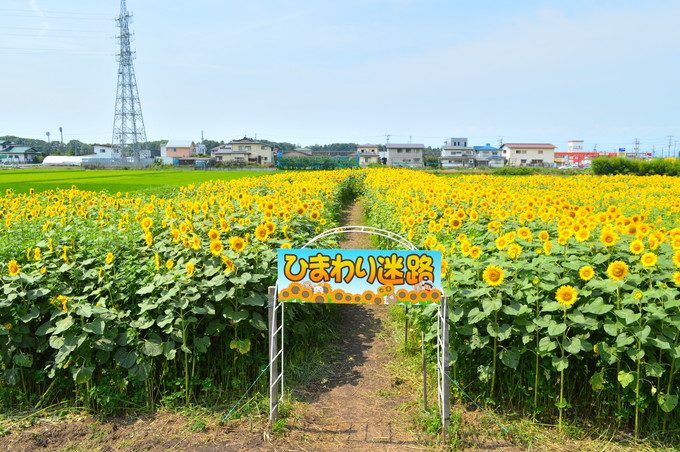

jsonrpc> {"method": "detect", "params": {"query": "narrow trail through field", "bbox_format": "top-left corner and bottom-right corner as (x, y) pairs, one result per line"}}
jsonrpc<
(279, 201), (424, 451)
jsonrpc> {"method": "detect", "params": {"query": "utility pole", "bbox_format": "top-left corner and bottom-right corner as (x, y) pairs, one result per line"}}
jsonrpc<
(112, 0), (147, 163)
(385, 133), (391, 144)
(668, 136), (674, 158)
(59, 127), (63, 146)
(46, 131), (50, 145)
(497, 136), (504, 148)
(633, 138), (640, 154)
(408, 135), (412, 144)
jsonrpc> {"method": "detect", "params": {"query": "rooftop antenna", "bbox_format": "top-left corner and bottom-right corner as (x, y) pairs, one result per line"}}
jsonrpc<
(112, 0), (147, 163)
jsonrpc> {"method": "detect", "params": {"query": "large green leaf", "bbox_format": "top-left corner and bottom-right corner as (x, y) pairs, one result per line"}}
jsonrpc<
(19, 307), (41, 323)
(83, 319), (105, 335)
(500, 348), (520, 369)
(142, 335), (164, 357)
(551, 356), (569, 371)
(589, 371), (606, 391)
(13, 353), (33, 367)
(230, 338), (251, 355)
(467, 307), (488, 324)
(114, 348), (137, 369)
(658, 393), (678, 413)
(547, 321), (567, 337)
(580, 298), (613, 315)
(617, 371), (634, 388)
(53, 317), (74, 335)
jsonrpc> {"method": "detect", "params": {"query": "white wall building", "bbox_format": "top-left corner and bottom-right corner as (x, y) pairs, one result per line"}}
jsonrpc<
(567, 140), (584, 153)
(500, 143), (556, 167)
(385, 143), (424, 167)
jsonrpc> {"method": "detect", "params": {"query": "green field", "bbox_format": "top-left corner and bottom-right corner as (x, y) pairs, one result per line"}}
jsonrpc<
(0, 168), (269, 193)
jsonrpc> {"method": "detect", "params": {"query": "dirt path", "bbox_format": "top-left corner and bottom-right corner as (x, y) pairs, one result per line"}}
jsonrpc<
(277, 202), (423, 451)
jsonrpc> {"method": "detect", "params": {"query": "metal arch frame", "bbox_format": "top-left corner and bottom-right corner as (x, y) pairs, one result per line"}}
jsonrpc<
(301, 225), (418, 251)
(269, 225), (450, 440)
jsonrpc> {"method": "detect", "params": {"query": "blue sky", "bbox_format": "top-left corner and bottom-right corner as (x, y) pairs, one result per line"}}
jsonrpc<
(1, 0), (679, 154)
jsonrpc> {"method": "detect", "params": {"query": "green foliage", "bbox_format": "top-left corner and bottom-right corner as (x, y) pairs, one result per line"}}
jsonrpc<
(0, 171), (354, 415)
(277, 156), (359, 170)
(0, 168), (267, 194)
(592, 157), (680, 176)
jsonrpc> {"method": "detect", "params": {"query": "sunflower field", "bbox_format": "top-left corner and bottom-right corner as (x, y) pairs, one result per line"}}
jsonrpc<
(0, 171), (360, 413)
(363, 170), (680, 437)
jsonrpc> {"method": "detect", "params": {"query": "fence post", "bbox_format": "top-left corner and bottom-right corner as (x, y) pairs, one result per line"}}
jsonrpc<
(268, 286), (278, 426)
(422, 331), (428, 411)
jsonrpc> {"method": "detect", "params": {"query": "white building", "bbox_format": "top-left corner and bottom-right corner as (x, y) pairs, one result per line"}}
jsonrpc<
(567, 140), (584, 153)
(384, 143), (424, 167)
(500, 143), (556, 167)
(441, 138), (474, 168)
(92, 144), (121, 159)
(356, 144), (380, 167)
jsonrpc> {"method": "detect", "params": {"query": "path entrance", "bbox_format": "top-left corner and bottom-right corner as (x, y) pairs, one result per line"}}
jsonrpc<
(277, 202), (423, 450)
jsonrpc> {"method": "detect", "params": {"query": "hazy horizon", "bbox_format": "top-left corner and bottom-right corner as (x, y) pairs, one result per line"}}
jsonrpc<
(2, 0), (679, 155)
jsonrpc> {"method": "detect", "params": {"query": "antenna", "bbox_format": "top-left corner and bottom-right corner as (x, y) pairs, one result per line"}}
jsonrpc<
(112, 0), (147, 163)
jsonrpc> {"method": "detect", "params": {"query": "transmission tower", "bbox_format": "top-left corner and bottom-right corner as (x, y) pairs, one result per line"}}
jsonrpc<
(112, 0), (146, 162)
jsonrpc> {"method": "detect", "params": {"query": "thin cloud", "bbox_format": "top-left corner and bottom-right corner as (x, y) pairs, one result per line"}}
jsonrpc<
(28, 0), (50, 36)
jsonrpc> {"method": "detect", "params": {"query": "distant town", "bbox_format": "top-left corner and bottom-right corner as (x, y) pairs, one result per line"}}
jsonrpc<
(0, 135), (662, 170)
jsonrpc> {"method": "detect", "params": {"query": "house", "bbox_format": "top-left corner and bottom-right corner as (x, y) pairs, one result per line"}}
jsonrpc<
(441, 138), (474, 168)
(161, 140), (195, 158)
(384, 143), (424, 167)
(92, 144), (122, 159)
(500, 143), (556, 167)
(356, 144), (380, 167)
(211, 145), (250, 163)
(229, 137), (274, 164)
(283, 148), (314, 158)
(473, 144), (504, 167)
(0, 143), (41, 164)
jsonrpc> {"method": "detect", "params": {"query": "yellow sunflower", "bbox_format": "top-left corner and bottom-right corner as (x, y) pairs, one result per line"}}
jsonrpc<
(210, 240), (224, 256)
(629, 239), (645, 255)
(7, 259), (20, 277)
(640, 252), (657, 267)
(255, 224), (269, 242)
(186, 261), (195, 277)
(672, 271), (680, 285)
(600, 229), (619, 247)
(482, 265), (504, 287)
(229, 236), (246, 253)
(606, 260), (629, 281)
(555, 285), (578, 308)
(507, 243), (522, 260)
(579, 265), (595, 281)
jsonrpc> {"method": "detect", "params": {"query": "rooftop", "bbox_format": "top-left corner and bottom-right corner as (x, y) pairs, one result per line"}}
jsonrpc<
(472, 144), (500, 151)
(165, 140), (194, 148)
(502, 143), (556, 149)
(229, 136), (267, 145)
(386, 143), (425, 149)
(0, 146), (40, 154)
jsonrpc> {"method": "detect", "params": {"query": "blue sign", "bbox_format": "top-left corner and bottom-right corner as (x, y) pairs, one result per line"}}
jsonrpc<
(277, 249), (443, 304)
(619, 148), (626, 153)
